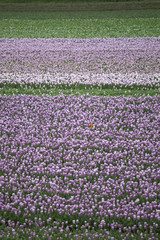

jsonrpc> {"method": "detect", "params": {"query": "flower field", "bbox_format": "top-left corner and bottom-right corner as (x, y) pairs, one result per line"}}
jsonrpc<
(0, 38), (160, 86)
(0, 16), (160, 240)
(0, 93), (160, 239)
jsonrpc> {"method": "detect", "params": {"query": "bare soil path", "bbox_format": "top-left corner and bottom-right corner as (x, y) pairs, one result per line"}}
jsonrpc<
(0, 1), (160, 11)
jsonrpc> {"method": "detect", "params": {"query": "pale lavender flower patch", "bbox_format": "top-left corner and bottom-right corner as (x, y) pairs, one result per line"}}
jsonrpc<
(0, 37), (160, 86)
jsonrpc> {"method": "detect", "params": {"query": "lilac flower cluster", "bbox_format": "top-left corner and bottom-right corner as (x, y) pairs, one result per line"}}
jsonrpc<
(0, 37), (160, 86)
(0, 94), (159, 239)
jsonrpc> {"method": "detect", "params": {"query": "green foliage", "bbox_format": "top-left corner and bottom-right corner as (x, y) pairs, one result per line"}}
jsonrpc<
(0, 83), (159, 97)
(0, 10), (160, 38)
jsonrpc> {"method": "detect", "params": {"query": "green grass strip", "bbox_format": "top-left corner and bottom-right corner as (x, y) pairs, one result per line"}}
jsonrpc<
(0, 10), (160, 38)
(0, 83), (159, 98)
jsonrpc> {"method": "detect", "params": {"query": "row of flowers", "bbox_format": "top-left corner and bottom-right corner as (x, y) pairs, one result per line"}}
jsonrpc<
(0, 94), (159, 239)
(0, 72), (159, 87)
(0, 38), (160, 77)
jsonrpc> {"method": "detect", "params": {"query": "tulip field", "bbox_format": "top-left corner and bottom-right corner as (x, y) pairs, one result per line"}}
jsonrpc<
(0, 9), (160, 240)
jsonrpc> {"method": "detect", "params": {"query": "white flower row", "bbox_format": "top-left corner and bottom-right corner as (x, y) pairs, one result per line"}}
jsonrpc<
(0, 72), (160, 86)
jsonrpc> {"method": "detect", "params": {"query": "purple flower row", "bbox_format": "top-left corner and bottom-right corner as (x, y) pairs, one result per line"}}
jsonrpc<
(1, 37), (160, 76)
(0, 94), (160, 239)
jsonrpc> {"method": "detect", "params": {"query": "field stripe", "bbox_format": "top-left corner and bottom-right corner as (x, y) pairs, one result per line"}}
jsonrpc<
(0, 72), (160, 86)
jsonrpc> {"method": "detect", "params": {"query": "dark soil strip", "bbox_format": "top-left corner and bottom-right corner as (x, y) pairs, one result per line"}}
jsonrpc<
(0, 1), (160, 11)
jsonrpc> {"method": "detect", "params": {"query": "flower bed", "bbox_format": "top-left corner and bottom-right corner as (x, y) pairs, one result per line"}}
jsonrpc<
(0, 94), (160, 239)
(1, 38), (160, 76)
